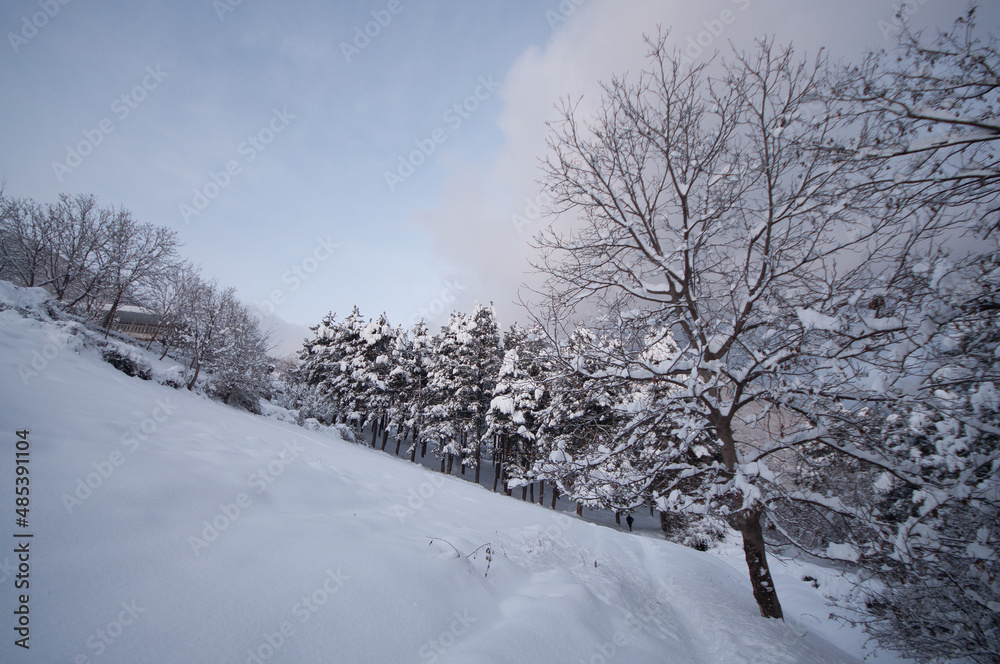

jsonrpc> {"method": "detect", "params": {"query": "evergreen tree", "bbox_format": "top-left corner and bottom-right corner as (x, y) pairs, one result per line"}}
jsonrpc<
(529, 327), (631, 512)
(357, 313), (396, 447)
(462, 304), (504, 482)
(484, 343), (548, 495)
(422, 310), (481, 474)
(402, 320), (434, 461)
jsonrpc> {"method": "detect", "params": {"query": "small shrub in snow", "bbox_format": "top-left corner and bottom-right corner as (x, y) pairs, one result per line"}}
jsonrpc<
(207, 381), (263, 414)
(659, 511), (728, 552)
(333, 423), (358, 444)
(153, 365), (185, 390)
(101, 348), (152, 380)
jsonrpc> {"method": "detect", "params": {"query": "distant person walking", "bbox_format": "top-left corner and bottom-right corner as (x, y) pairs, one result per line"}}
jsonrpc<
(626, 514), (634, 532)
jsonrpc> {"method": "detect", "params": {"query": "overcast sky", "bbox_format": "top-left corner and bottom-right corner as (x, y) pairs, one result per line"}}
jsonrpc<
(0, 0), (991, 355)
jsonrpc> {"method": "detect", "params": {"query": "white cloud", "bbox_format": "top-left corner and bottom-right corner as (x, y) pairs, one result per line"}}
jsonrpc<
(411, 0), (685, 324)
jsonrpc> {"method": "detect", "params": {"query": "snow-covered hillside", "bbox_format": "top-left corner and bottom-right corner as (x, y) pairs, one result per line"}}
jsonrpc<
(0, 283), (905, 663)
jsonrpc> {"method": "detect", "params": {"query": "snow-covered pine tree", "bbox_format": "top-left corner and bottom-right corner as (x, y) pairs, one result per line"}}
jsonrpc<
(295, 306), (369, 429)
(401, 320), (434, 461)
(327, 307), (369, 430)
(483, 343), (548, 496)
(422, 310), (481, 475)
(355, 313), (396, 448)
(462, 304), (504, 483)
(502, 322), (528, 352)
(527, 326), (634, 514)
(384, 323), (415, 456)
(533, 322), (728, 541)
(291, 311), (342, 424)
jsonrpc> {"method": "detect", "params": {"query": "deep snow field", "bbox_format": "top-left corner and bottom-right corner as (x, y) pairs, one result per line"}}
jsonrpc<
(0, 282), (913, 663)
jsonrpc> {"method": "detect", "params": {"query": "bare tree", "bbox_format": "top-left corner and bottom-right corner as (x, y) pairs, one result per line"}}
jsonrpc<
(205, 291), (274, 412)
(527, 34), (941, 618)
(179, 279), (227, 391)
(0, 196), (59, 291)
(0, 195), (112, 305)
(139, 260), (203, 357)
(0, 194), (177, 316)
(97, 211), (179, 336)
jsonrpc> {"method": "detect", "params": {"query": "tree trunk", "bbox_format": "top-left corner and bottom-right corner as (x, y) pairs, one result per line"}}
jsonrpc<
(472, 440), (481, 485)
(446, 454), (454, 475)
(551, 486), (559, 510)
(576, 502), (583, 517)
(440, 456), (446, 473)
(145, 326), (161, 349)
(529, 482), (535, 504)
(714, 416), (784, 620)
(101, 289), (124, 339)
(615, 512), (621, 526)
(538, 480), (544, 506)
(739, 508), (784, 619)
(186, 359), (201, 391)
(380, 420), (389, 451)
(659, 510), (672, 534)
(521, 486), (527, 501)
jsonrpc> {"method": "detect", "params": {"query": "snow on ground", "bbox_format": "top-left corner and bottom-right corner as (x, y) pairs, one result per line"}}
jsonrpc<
(0, 286), (910, 663)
